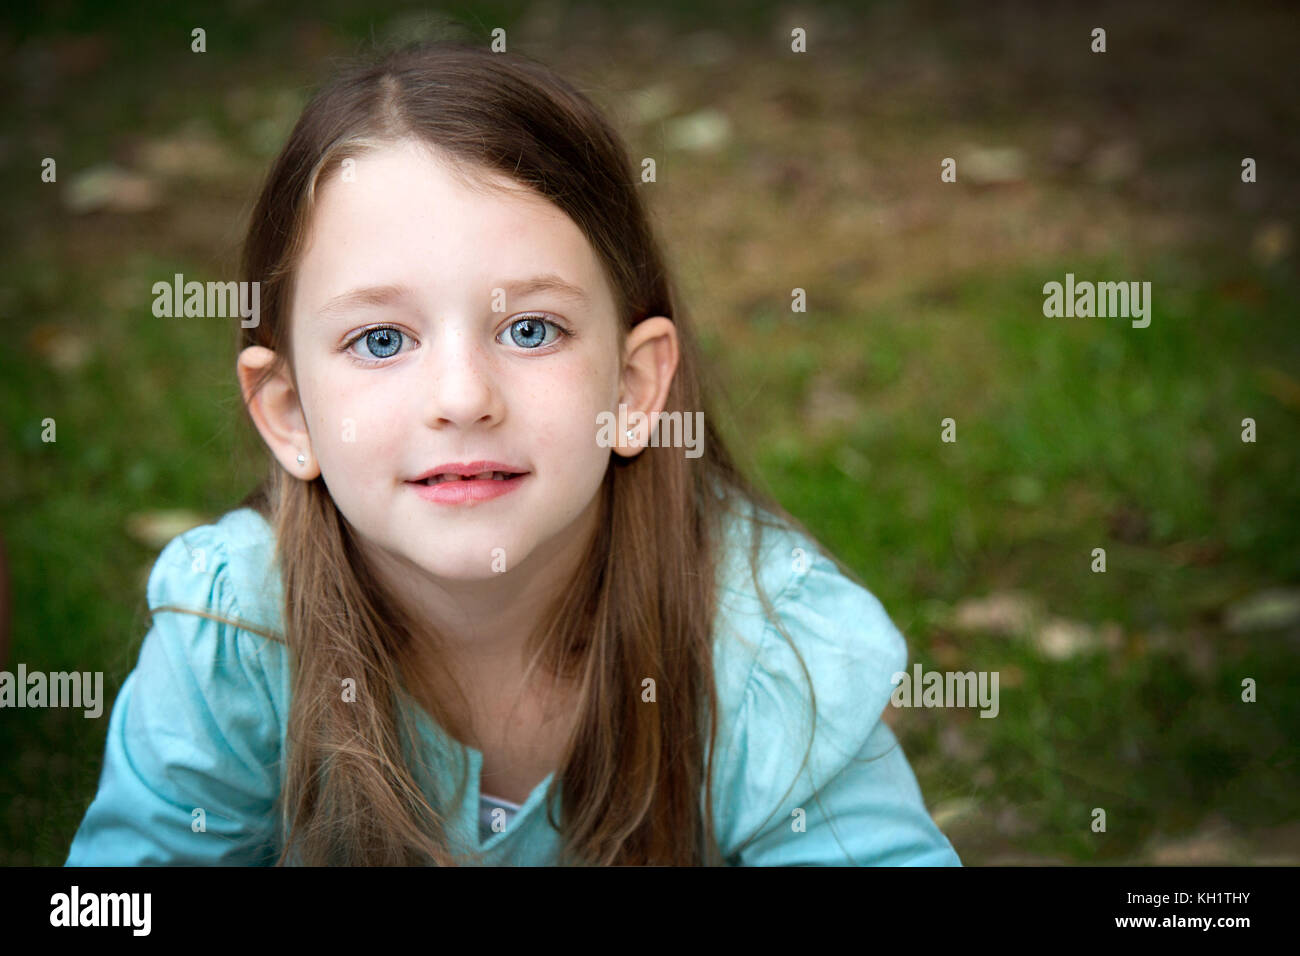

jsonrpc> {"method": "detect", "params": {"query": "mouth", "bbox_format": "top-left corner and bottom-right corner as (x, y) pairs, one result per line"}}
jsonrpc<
(407, 461), (529, 484)
(412, 471), (526, 485)
(406, 461), (530, 506)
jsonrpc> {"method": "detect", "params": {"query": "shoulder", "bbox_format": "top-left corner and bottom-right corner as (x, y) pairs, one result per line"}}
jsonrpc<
(709, 499), (916, 855)
(142, 506), (288, 704)
(711, 499), (907, 734)
(147, 507), (283, 633)
(65, 507), (288, 865)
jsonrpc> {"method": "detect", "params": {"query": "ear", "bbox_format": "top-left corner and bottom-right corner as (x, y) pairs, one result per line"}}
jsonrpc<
(614, 317), (679, 458)
(236, 346), (319, 479)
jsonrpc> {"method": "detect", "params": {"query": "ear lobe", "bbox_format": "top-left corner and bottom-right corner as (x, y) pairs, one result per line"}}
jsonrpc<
(237, 346), (319, 479)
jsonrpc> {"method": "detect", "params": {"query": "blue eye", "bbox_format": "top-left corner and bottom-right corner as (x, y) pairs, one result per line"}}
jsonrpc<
(502, 316), (565, 350)
(348, 327), (405, 360)
(345, 318), (565, 361)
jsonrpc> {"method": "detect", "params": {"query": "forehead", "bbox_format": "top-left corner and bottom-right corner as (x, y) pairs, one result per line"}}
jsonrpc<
(293, 139), (615, 318)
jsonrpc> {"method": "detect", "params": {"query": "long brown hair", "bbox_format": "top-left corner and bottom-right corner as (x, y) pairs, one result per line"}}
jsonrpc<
(204, 40), (849, 865)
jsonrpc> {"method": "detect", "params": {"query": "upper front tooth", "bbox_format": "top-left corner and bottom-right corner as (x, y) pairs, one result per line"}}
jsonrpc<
(471, 471), (493, 480)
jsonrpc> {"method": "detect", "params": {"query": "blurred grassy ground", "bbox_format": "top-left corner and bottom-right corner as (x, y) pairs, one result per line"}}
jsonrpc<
(2, 0), (1297, 864)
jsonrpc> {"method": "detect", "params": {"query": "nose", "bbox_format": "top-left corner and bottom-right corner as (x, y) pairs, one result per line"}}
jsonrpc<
(421, 322), (504, 429)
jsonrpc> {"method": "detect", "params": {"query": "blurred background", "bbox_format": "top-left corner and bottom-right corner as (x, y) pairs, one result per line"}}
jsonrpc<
(1, 0), (1297, 865)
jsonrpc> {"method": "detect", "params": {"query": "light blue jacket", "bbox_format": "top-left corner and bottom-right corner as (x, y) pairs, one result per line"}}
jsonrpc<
(65, 504), (961, 866)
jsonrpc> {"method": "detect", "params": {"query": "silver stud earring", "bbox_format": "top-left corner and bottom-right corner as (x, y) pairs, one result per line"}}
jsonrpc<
(296, 453), (306, 465)
(626, 429), (636, 444)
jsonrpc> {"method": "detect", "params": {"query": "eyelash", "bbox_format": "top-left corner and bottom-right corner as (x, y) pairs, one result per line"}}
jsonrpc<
(341, 315), (573, 364)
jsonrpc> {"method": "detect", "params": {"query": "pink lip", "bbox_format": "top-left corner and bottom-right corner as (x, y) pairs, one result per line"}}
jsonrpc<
(408, 473), (527, 505)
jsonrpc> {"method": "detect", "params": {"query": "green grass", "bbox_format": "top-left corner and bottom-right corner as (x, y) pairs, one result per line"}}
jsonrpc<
(707, 251), (1300, 861)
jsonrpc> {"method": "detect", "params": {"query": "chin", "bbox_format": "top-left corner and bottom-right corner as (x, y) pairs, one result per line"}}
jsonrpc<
(421, 560), (510, 582)
(413, 535), (528, 580)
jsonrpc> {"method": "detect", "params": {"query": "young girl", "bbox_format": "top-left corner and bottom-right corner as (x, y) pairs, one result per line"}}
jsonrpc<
(65, 42), (961, 867)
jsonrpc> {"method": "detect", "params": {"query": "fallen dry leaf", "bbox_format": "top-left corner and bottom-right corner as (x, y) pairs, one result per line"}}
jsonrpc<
(125, 509), (210, 549)
(960, 145), (1027, 186)
(665, 109), (731, 152)
(1034, 616), (1101, 660)
(64, 164), (161, 214)
(27, 324), (92, 372)
(1223, 587), (1300, 633)
(949, 591), (1041, 635)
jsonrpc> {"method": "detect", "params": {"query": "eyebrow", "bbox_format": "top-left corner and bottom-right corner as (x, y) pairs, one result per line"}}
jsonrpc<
(315, 273), (590, 319)
(501, 274), (590, 307)
(316, 284), (410, 319)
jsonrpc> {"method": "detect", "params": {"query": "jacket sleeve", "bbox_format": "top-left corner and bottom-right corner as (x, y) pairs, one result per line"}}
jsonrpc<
(712, 530), (962, 866)
(64, 523), (284, 866)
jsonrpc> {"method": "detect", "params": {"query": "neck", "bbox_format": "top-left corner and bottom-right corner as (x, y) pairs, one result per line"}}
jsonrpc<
(360, 491), (601, 703)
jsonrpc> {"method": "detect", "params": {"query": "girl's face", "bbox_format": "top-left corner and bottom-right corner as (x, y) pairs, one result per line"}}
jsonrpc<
(275, 140), (641, 581)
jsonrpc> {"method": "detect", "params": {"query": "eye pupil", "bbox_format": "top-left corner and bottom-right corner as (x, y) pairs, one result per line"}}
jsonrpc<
(366, 328), (401, 358)
(510, 318), (549, 348)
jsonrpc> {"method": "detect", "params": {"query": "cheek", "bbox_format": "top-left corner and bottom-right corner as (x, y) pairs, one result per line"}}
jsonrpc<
(520, 356), (614, 462)
(302, 371), (399, 465)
